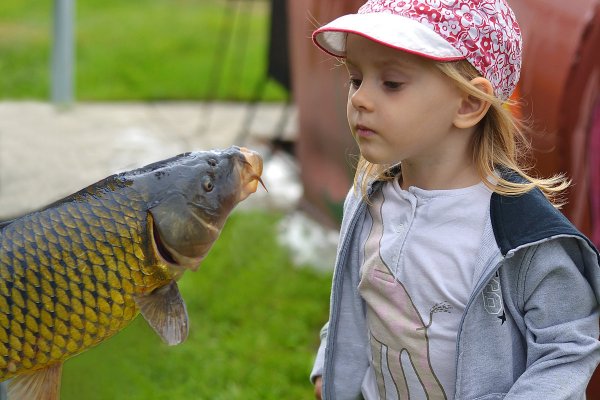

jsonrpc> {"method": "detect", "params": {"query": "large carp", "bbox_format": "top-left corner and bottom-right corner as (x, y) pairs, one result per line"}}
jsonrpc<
(0, 146), (263, 399)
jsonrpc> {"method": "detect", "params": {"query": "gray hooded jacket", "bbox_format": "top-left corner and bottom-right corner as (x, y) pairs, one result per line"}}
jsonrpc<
(311, 178), (600, 399)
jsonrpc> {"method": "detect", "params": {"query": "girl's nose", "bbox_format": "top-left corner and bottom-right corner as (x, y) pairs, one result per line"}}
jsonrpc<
(350, 83), (373, 111)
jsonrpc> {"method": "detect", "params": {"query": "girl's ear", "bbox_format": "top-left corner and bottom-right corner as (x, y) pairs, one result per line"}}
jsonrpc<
(453, 77), (493, 129)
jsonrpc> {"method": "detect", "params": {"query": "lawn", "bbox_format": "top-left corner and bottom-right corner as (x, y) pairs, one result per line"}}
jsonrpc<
(59, 210), (331, 399)
(0, 0), (288, 101)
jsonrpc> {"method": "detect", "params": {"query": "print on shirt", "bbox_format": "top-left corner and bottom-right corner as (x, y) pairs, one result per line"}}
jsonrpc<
(358, 193), (448, 399)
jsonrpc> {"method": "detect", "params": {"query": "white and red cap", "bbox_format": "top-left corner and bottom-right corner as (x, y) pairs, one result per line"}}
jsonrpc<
(313, 0), (522, 101)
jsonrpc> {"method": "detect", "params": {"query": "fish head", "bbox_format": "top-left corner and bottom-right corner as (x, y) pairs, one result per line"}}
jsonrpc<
(134, 146), (263, 271)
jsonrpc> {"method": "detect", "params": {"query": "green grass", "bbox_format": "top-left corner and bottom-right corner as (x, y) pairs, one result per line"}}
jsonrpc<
(0, 0), (288, 101)
(60, 210), (331, 400)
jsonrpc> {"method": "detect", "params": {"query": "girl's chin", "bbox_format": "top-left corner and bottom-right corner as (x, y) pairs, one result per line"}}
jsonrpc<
(356, 144), (383, 162)
(360, 154), (394, 165)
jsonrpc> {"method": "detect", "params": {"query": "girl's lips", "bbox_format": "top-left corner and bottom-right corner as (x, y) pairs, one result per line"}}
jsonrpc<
(356, 125), (376, 138)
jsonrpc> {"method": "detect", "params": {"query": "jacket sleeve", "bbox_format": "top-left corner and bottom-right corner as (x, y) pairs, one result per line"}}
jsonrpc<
(506, 238), (600, 399)
(310, 321), (329, 383)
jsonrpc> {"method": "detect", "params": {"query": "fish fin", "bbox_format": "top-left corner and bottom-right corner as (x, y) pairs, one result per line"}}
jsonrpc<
(134, 281), (189, 346)
(8, 362), (63, 400)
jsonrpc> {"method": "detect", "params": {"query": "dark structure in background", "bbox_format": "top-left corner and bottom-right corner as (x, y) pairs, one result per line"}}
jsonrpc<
(267, 0), (291, 92)
(277, 0), (600, 393)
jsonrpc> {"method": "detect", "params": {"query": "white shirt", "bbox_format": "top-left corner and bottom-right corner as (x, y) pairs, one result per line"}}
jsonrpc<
(358, 178), (492, 399)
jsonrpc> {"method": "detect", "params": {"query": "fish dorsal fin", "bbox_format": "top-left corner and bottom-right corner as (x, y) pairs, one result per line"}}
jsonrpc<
(134, 281), (189, 346)
(8, 362), (63, 400)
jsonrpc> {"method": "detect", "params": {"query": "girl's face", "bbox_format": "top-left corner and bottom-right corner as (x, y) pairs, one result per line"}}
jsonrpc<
(345, 34), (466, 167)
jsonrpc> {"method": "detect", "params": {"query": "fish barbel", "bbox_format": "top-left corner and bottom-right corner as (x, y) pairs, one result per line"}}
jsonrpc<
(0, 146), (263, 399)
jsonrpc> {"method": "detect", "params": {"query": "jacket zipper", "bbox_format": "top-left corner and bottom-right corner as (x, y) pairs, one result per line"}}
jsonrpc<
(452, 252), (507, 399)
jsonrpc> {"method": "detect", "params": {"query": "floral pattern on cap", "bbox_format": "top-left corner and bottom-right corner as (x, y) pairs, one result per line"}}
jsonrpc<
(358, 0), (522, 100)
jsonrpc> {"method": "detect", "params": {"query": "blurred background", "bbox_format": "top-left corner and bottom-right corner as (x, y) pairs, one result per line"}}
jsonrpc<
(0, 0), (599, 398)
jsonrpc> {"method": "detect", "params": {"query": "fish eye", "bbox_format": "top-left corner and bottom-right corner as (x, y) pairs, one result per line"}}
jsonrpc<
(202, 177), (214, 192)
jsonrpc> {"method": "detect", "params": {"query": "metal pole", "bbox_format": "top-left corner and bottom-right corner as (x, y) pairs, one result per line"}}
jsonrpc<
(51, 0), (75, 105)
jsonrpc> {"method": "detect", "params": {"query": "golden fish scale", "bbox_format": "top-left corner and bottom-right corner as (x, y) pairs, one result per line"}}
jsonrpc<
(0, 184), (172, 381)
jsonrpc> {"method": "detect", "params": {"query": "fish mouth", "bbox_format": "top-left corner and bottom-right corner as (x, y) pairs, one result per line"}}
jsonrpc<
(238, 147), (265, 201)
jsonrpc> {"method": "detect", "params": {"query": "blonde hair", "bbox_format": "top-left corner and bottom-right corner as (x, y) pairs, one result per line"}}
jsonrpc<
(352, 60), (570, 207)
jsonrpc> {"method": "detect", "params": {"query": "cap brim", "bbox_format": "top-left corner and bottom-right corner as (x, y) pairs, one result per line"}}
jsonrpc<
(313, 13), (465, 62)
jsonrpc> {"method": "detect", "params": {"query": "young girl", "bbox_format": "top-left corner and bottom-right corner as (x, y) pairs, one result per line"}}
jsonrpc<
(309, 1), (600, 399)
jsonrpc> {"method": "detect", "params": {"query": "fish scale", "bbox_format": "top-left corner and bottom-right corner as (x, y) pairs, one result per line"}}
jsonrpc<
(0, 180), (172, 381)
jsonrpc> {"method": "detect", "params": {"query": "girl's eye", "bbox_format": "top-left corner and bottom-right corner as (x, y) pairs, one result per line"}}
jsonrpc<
(384, 81), (403, 90)
(349, 78), (362, 89)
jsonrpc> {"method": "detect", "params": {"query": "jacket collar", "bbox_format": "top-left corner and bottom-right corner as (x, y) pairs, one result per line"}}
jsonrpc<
(490, 170), (599, 259)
